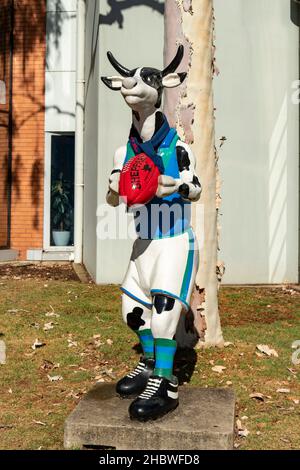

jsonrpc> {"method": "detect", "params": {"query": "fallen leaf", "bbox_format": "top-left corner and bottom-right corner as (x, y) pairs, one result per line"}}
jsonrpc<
(31, 339), (46, 350)
(249, 392), (265, 401)
(276, 388), (290, 394)
(226, 381), (233, 386)
(45, 305), (60, 318)
(280, 437), (291, 444)
(43, 322), (55, 331)
(7, 308), (29, 315)
(41, 360), (54, 371)
(241, 416), (248, 421)
(68, 339), (78, 348)
(238, 429), (250, 438)
(8, 388), (13, 394)
(33, 420), (47, 427)
(106, 339), (113, 346)
(47, 375), (63, 382)
(224, 341), (234, 348)
(212, 365), (226, 374)
(236, 419), (250, 437)
(95, 377), (105, 383)
(256, 344), (278, 358)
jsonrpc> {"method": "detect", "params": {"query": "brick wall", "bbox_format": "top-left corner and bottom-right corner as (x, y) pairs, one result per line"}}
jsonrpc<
(10, 0), (46, 259)
(0, 0), (11, 248)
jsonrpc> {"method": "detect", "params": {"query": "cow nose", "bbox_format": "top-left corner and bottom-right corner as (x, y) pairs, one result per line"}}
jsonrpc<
(122, 77), (137, 89)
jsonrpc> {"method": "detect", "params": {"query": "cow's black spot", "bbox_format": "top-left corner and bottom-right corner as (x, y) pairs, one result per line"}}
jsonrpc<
(178, 183), (190, 199)
(127, 307), (145, 330)
(192, 175), (201, 187)
(140, 67), (163, 108)
(177, 146), (191, 171)
(154, 295), (175, 314)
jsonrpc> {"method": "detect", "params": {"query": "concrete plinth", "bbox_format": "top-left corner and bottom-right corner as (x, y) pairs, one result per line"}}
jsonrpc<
(64, 384), (236, 450)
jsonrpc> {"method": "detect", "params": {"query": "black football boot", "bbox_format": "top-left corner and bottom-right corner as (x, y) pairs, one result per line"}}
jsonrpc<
(116, 357), (155, 398)
(129, 375), (179, 421)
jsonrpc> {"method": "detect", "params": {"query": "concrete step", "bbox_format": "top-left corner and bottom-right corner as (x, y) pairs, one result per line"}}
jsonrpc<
(0, 250), (18, 262)
(64, 383), (236, 450)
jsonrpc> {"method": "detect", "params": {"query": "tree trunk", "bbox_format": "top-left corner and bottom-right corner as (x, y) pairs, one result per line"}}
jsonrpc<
(164, 0), (224, 347)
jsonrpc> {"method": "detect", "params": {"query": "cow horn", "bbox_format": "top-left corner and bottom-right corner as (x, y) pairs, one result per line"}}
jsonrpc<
(107, 51), (132, 77)
(162, 45), (184, 77)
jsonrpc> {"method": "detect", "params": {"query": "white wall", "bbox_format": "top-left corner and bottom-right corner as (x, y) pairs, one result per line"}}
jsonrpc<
(45, 0), (76, 132)
(84, 0), (165, 283)
(214, 0), (299, 284)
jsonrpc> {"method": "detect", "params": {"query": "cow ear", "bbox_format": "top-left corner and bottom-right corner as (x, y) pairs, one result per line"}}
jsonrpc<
(162, 72), (187, 88)
(101, 76), (123, 90)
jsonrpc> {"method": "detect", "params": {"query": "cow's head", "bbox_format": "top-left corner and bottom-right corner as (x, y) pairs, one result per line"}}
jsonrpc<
(101, 45), (186, 112)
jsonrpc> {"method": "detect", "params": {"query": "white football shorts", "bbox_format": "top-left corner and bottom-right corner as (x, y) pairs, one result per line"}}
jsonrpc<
(121, 228), (199, 311)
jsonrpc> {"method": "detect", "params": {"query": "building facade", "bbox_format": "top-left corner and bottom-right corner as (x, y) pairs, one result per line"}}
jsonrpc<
(0, 0), (299, 285)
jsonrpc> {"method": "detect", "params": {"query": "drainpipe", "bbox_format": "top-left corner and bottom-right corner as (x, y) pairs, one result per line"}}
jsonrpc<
(74, 0), (86, 264)
(7, 0), (14, 248)
(291, 0), (300, 282)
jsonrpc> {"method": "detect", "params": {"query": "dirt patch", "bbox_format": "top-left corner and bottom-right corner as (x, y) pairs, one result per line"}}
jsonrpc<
(0, 263), (79, 282)
(219, 287), (300, 326)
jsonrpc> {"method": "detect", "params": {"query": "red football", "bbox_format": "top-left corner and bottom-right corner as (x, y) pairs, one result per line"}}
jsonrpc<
(119, 153), (160, 207)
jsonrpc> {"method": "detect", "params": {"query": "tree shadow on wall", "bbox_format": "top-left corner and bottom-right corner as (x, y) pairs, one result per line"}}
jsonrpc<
(100, 0), (164, 29)
(86, 0), (164, 97)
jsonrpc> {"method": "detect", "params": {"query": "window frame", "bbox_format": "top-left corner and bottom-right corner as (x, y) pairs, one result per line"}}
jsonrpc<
(43, 131), (75, 252)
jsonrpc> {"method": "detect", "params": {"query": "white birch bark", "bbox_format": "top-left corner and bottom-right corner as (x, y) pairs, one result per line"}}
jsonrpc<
(164, 0), (224, 347)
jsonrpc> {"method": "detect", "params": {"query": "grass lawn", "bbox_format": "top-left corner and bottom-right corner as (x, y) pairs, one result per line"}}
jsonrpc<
(0, 263), (300, 450)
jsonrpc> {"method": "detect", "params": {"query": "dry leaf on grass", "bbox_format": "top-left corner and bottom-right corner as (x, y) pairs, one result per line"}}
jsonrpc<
(45, 305), (60, 318)
(249, 392), (265, 401)
(68, 339), (78, 348)
(256, 344), (278, 358)
(7, 308), (29, 315)
(31, 339), (46, 350)
(33, 420), (47, 427)
(212, 365), (226, 374)
(224, 342), (234, 348)
(276, 388), (290, 394)
(47, 375), (63, 382)
(106, 339), (113, 346)
(236, 419), (250, 438)
(43, 322), (55, 331)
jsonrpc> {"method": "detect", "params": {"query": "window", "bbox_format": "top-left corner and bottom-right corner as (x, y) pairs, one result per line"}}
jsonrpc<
(50, 134), (75, 247)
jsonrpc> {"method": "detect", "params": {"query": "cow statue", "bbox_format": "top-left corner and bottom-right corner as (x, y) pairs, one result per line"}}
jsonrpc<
(101, 45), (201, 422)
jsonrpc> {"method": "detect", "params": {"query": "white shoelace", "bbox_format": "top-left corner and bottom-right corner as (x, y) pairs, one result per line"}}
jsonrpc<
(127, 361), (146, 379)
(138, 377), (163, 400)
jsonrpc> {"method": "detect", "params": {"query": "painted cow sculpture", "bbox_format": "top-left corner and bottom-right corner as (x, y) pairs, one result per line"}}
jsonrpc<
(101, 45), (201, 421)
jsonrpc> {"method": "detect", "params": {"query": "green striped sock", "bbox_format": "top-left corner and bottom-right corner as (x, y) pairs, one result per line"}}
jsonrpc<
(154, 338), (177, 380)
(135, 329), (154, 359)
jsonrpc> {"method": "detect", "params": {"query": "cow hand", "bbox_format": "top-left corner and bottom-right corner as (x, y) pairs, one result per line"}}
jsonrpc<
(106, 171), (121, 207)
(156, 175), (179, 198)
(109, 171), (121, 195)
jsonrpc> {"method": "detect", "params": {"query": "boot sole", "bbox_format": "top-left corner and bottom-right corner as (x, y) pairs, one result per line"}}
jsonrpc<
(130, 402), (179, 423)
